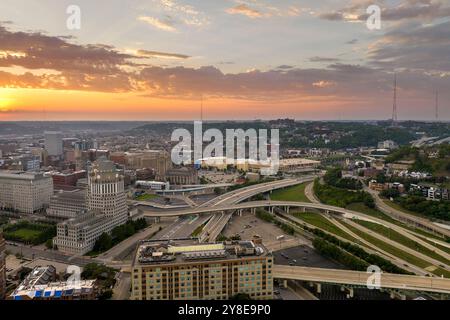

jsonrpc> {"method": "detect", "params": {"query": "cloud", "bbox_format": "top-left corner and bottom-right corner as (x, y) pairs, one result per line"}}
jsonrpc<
(287, 6), (302, 17)
(149, 0), (209, 28)
(346, 39), (358, 45)
(218, 61), (235, 65)
(313, 80), (336, 88)
(0, 22), (449, 107)
(309, 56), (341, 63)
(226, 4), (264, 18)
(138, 16), (177, 32)
(318, 0), (450, 23)
(136, 50), (190, 59)
(276, 65), (295, 70)
(368, 20), (450, 72)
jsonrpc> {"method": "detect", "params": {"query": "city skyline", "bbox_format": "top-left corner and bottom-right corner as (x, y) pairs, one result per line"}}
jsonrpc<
(0, 0), (450, 121)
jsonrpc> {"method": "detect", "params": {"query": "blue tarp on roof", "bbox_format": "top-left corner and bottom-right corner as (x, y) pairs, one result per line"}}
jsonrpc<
(35, 290), (43, 298)
(64, 289), (74, 296)
(54, 291), (62, 298)
(44, 291), (52, 297)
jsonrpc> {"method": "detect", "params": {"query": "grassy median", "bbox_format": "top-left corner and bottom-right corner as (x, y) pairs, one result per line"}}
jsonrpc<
(353, 220), (450, 266)
(270, 183), (311, 203)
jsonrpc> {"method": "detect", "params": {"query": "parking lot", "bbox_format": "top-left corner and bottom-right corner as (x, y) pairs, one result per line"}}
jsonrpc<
(199, 170), (239, 184)
(223, 213), (309, 250)
(273, 245), (345, 269)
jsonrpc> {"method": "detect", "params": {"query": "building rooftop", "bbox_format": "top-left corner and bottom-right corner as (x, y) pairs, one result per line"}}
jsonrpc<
(0, 170), (49, 180)
(15, 265), (56, 291)
(11, 280), (96, 300)
(279, 158), (321, 166)
(133, 239), (270, 267)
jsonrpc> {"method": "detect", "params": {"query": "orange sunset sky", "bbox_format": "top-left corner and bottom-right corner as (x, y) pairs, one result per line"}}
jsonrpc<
(0, 0), (449, 121)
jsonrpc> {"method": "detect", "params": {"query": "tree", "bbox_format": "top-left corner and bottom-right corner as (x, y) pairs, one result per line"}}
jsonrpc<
(380, 189), (401, 199)
(99, 289), (113, 300)
(93, 233), (112, 252)
(45, 239), (54, 249)
(230, 293), (252, 300)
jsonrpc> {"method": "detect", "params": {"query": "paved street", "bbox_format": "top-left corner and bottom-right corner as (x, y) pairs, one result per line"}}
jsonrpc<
(98, 221), (172, 262)
(6, 244), (94, 267)
(112, 272), (131, 300)
(155, 215), (212, 240)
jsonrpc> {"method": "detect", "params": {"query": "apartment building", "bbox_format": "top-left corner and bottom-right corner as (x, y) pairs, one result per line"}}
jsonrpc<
(131, 240), (273, 301)
(0, 171), (53, 214)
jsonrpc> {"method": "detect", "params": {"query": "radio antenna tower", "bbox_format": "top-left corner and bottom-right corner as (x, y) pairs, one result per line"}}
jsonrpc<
(200, 94), (204, 122)
(392, 73), (398, 124)
(435, 90), (439, 121)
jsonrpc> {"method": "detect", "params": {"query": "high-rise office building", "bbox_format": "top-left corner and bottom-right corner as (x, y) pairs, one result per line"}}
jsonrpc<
(0, 232), (6, 300)
(131, 240), (273, 300)
(44, 131), (63, 157)
(53, 159), (128, 254)
(46, 189), (87, 220)
(87, 160), (128, 219)
(0, 171), (53, 214)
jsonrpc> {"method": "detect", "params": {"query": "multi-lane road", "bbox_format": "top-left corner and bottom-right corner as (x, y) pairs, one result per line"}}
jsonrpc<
(191, 176), (316, 242)
(364, 185), (450, 238)
(274, 265), (450, 294)
(200, 176), (316, 208)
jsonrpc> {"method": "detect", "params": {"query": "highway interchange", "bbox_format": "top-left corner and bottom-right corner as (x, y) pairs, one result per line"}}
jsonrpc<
(137, 175), (450, 294)
(7, 174), (450, 297)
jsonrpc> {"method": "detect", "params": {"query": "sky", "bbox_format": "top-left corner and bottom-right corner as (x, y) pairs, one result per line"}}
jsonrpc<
(0, 0), (449, 121)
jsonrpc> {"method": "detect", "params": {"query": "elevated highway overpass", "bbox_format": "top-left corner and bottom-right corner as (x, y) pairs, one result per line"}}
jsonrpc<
(199, 176), (316, 208)
(142, 200), (450, 264)
(273, 265), (450, 294)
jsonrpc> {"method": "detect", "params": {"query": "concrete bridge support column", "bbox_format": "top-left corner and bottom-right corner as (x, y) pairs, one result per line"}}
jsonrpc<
(251, 208), (256, 215)
(153, 217), (161, 223)
(315, 283), (322, 294)
(283, 280), (288, 289)
(285, 206), (290, 214)
(302, 207), (306, 213)
(340, 286), (354, 298)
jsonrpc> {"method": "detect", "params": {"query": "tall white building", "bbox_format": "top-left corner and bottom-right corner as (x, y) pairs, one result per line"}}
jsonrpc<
(45, 131), (63, 156)
(53, 159), (128, 254)
(0, 171), (53, 214)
